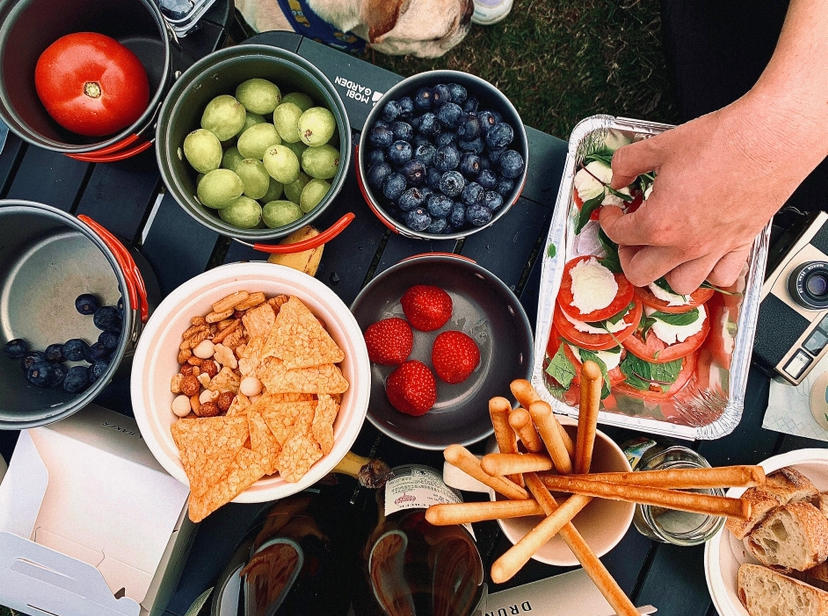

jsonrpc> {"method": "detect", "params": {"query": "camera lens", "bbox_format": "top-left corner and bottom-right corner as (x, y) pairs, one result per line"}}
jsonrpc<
(788, 261), (828, 310)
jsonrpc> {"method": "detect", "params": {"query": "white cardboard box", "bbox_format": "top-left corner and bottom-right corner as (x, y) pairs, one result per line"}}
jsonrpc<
(0, 404), (195, 616)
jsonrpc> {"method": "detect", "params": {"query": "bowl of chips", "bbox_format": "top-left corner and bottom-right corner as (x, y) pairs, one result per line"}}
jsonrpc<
(130, 261), (370, 521)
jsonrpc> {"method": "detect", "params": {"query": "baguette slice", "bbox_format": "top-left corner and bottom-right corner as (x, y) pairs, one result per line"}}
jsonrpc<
(738, 563), (828, 616)
(819, 492), (828, 518)
(747, 501), (828, 571)
(727, 489), (784, 540)
(781, 562), (828, 592)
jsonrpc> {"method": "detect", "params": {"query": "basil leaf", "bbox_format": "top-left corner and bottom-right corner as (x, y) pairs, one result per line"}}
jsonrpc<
(597, 228), (622, 274)
(649, 308), (700, 326)
(605, 185), (633, 202)
(606, 302), (635, 325)
(653, 277), (677, 294)
(545, 344), (577, 390)
(639, 315), (657, 340)
(547, 243), (557, 258)
(621, 370), (653, 391)
(620, 354), (683, 384)
(578, 348), (618, 399)
(700, 280), (741, 296)
(584, 149), (614, 166)
(576, 193), (604, 234)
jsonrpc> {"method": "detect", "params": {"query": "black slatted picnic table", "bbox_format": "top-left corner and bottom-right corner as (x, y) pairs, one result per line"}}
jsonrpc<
(0, 10), (823, 616)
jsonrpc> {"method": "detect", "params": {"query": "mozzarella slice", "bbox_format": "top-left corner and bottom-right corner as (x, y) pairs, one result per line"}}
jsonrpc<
(648, 282), (690, 306)
(569, 344), (622, 371)
(562, 308), (628, 334)
(601, 186), (631, 207)
(569, 257), (618, 314)
(646, 305), (707, 344)
(573, 160), (613, 202)
(643, 184), (653, 201)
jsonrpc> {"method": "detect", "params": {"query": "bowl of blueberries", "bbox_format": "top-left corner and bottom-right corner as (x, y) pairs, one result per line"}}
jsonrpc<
(358, 70), (528, 239)
(0, 201), (155, 429)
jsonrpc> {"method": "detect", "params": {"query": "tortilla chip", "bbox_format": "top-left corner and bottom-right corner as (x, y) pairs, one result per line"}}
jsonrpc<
(312, 394), (340, 455)
(242, 304), (276, 340)
(171, 416), (248, 497)
(270, 392), (315, 403)
(226, 392), (252, 416)
(261, 296), (345, 369)
(262, 412), (293, 447)
(248, 411), (281, 475)
(257, 357), (349, 394)
(260, 400), (316, 444)
(276, 433), (323, 483)
(208, 366), (241, 393)
(188, 447), (266, 522)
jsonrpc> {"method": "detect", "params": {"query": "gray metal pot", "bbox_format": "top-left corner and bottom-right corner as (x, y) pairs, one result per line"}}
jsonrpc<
(0, 201), (156, 429)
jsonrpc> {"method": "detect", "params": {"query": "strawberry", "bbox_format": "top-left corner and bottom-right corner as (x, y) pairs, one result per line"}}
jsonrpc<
(364, 317), (413, 365)
(385, 360), (437, 416)
(431, 330), (480, 384)
(400, 285), (452, 331)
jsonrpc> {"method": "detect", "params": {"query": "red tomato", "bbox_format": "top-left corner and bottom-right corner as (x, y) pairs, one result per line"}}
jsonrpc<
(558, 255), (635, 322)
(622, 314), (711, 363)
(35, 32), (150, 137)
(635, 285), (715, 314)
(614, 351), (698, 400)
(553, 300), (642, 351)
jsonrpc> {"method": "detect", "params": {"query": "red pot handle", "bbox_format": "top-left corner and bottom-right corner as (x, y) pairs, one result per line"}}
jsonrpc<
(67, 138), (153, 163)
(400, 252), (476, 264)
(78, 215), (149, 323)
(250, 212), (356, 254)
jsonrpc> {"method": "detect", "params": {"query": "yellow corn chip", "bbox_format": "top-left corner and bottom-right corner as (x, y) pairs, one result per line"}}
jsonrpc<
(171, 416), (248, 497)
(188, 447), (266, 522)
(312, 394), (340, 455)
(248, 411), (281, 475)
(242, 303), (276, 340)
(261, 296), (345, 369)
(276, 433), (323, 483)
(270, 392), (315, 403)
(208, 366), (241, 393)
(226, 392), (252, 416)
(262, 412), (293, 447)
(257, 357), (349, 394)
(260, 400), (316, 443)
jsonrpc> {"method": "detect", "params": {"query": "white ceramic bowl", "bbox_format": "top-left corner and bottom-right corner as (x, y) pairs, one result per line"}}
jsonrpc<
(130, 262), (371, 502)
(704, 448), (828, 616)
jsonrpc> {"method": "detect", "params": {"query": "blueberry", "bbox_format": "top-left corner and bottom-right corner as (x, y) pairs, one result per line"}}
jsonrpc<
(63, 338), (89, 361)
(367, 148), (386, 166)
(490, 110), (503, 123)
(368, 125), (394, 149)
(458, 137), (485, 154)
(374, 120), (390, 130)
(98, 330), (119, 351)
(414, 88), (433, 110)
(457, 114), (481, 140)
(93, 306), (122, 333)
(479, 157), (491, 171)
(487, 148), (505, 163)
(486, 123), (514, 150)
(44, 343), (64, 362)
(465, 204), (494, 227)
(463, 97), (479, 113)
(436, 102), (463, 128)
(404, 207), (432, 232)
(499, 149), (526, 179)
(391, 121), (414, 142)
(382, 173), (407, 202)
(447, 83), (468, 104)
(90, 360), (109, 383)
(4, 338), (29, 359)
(449, 202), (466, 229)
(426, 217), (449, 234)
(411, 134), (430, 148)
(398, 187), (427, 212)
(484, 190), (504, 210)
(26, 361), (51, 387)
(63, 365), (90, 394)
(426, 167), (443, 190)
(398, 96), (415, 118)
(461, 182), (485, 206)
(75, 293), (100, 315)
(439, 171), (465, 198)
(477, 168), (498, 190)
(84, 341), (110, 363)
(459, 153), (481, 178)
(431, 84), (451, 106)
(496, 178), (515, 196)
(426, 194), (453, 218)
(21, 351), (47, 372)
(433, 145), (460, 172)
(46, 362), (67, 388)
(414, 143), (436, 166)
(417, 112), (440, 137)
(387, 140), (413, 167)
(401, 160), (426, 186)
(367, 162), (393, 190)
(381, 100), (401, 122)
(436, 131), (457, 148)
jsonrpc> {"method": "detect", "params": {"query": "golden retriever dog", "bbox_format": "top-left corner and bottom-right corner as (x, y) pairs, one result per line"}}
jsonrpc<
(235, 0), (474, 58)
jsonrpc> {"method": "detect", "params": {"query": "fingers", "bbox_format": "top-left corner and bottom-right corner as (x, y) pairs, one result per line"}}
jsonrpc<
(706, 247), (750, 288)
(664, 253), (722, 295)
(609, 138), (662, 189)
(619, 245), (684, 287)
(599, 205), (662, 248)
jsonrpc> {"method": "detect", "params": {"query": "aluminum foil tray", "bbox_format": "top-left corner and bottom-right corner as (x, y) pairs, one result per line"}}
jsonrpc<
(530, 114), (771, 440)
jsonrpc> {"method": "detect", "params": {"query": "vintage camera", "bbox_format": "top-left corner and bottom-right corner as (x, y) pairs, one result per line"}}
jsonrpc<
(754, 211), (828, 384)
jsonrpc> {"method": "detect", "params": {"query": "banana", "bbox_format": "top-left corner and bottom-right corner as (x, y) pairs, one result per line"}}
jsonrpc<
(267, 225), (324, 276)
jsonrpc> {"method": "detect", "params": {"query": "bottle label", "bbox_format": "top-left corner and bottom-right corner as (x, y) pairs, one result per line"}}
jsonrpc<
(384, 464), (462, 517)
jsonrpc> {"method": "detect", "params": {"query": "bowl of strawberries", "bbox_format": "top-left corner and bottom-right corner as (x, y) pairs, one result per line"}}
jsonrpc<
(350, 253), (533, 450)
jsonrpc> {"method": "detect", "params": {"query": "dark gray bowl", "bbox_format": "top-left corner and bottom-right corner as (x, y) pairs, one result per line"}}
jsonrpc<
(350, 254), (533, 450)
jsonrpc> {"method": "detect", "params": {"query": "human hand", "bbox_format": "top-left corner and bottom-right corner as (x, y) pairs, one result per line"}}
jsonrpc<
(598, 102), (804, 294)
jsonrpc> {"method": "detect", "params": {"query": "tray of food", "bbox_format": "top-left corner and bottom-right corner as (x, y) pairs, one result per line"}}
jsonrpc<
(530, 114), (772, 440)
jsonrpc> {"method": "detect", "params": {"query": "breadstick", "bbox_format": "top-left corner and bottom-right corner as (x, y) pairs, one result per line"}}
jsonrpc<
(528, 401), (573, 474)
(489, 396), (522, 486)
(508, 407), (543, 453)
(482, 452), (553, 476)
(425, 499), (545, 525)
(539, 475), (751, 519)
(444, 444), (528, 501)
(511, 378), (575, 457)
(577, 465), (765, 489)
(576, 360), (602, 474)
(492, 474), (637, 616)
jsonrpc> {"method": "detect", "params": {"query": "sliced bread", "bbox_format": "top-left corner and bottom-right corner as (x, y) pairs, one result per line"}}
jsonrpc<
(783, 562), (828, 592)
(738, 563), (828, 616)
(819, 492), (828, 518)
(747, 501), (828, 571)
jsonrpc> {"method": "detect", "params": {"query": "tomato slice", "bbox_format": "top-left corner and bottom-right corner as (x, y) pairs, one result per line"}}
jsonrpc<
(622, 313), (711, 363)
(614, 351), (698, 400)
(553, 300), (642, 351)
(635, 285), (715, 314)
(558, 255), (635, 322)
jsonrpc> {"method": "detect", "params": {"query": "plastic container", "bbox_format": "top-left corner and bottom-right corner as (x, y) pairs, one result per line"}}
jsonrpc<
(530, 114), (771, 440)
